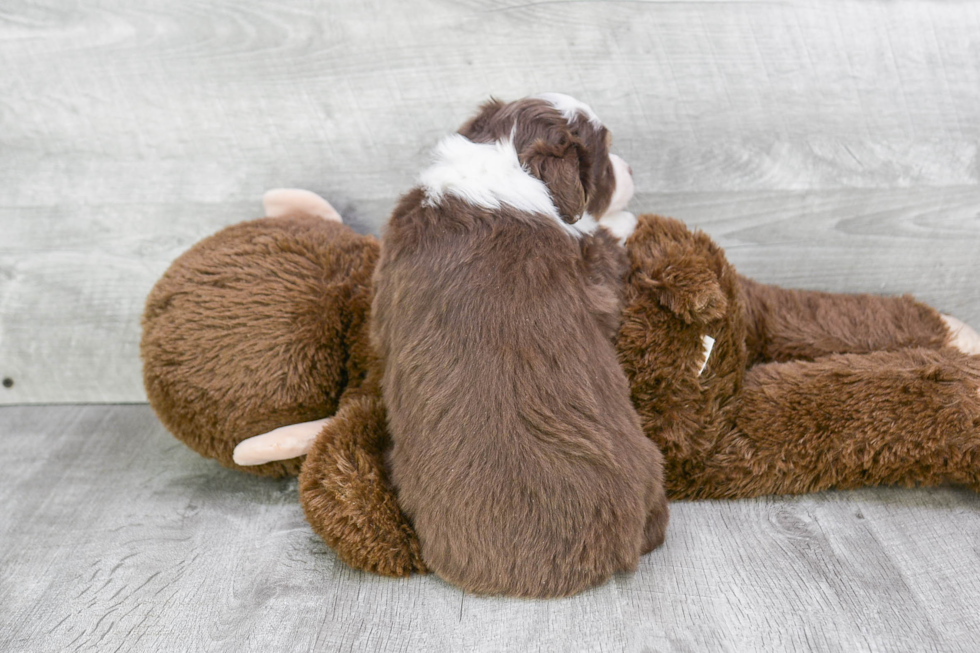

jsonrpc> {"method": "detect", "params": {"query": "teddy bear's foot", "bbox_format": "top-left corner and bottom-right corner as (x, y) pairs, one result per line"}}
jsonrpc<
(942, 314), (980, 356)
(232, 417), (330, 466)
(262, 188), (342, 223)
(598, 210), (637, 245)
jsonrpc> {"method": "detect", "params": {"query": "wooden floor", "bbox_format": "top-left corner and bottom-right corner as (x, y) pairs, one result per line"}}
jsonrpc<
(1, 404), (979, 652)
(3, 0), (980, 650)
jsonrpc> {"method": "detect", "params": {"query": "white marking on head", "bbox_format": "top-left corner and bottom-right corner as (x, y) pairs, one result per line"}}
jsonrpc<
(534, 95), (632, 220)
(418, 134), (598, 237)
(535, 93), (602, 127)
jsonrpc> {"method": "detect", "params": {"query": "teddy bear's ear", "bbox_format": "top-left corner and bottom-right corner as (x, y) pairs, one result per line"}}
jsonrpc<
(232, 417), (330, 466)
(263, 188), (342, 222)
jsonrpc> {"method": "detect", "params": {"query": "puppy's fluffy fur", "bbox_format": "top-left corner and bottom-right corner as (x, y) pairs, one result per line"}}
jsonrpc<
(371, 97), (669, 598)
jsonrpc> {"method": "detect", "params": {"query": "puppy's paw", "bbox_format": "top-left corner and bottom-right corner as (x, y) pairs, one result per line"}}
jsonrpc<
(599, 210), (637, 245)
(263, 188), (342, 222)
(942, 314), (980, 356)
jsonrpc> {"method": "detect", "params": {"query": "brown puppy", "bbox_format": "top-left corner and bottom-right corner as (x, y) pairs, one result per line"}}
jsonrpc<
(371, 95), (669, 598)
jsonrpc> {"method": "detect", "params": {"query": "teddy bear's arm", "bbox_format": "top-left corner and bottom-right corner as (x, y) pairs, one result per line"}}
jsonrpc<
(298, 392), (427, 577)
(685, 347), (980, 499)
(737, 276), (968, 365)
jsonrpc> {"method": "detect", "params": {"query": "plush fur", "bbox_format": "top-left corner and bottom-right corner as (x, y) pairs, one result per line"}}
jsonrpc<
(142, 207), (980, 587)
(299, 389), (428, 576)
(616, 215), (979, 500)
(370, 98), (668, 597)
(141, 216), (378, 477)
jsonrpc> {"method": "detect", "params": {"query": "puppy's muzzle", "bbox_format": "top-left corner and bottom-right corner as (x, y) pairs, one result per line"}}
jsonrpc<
(606, 154), (635, 217)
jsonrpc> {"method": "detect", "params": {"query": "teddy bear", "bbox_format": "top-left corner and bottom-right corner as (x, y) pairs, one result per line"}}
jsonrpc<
(141, 189), (980, 579)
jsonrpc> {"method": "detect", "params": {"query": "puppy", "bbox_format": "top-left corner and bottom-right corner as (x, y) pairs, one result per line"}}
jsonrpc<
(372, 95), (669, 598)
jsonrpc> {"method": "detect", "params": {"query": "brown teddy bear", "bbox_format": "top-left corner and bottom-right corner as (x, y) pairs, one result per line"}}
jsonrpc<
(141, 189), (980, 580)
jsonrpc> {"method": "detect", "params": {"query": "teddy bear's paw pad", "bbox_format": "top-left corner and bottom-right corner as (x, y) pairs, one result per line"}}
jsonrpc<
(599, 211), (638, 245)
(263, 188), (342, 223)
(942, 314), (980, 356)
(233, 417), (332, 465)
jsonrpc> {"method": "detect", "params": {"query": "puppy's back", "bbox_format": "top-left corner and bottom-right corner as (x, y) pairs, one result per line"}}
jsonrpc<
(373, 193), (664, 597)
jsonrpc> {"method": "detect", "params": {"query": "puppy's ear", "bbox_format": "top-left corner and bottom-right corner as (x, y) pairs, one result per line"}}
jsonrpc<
(522, 131), (591, 224)
(457, 98), (506, 141)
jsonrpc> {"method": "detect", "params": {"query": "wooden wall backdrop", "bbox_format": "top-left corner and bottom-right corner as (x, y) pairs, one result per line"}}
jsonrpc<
(0, 0), (977, 403)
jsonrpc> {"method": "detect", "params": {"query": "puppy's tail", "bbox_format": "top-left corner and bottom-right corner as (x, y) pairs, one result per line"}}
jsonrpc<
(263, 188), (342, 223)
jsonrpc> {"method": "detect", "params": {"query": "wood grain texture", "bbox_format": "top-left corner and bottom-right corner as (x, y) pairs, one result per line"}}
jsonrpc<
(0, 0), (978, 402)
(2, 404), (980, 652)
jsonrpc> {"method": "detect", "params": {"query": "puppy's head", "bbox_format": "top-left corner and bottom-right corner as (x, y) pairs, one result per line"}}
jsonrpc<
(458, 94), (633, 225)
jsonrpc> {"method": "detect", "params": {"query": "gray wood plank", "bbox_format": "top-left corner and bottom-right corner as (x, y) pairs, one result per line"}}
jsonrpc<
(2, 404), (980, 652)
(1, 0), (979, 403)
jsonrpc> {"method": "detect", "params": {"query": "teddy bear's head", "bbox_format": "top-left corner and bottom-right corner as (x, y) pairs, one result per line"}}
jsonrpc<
(141, 214), (379, 477)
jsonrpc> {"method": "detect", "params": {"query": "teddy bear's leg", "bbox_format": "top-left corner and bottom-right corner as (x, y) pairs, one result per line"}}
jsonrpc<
(262, 188), (343, 222)
(689, 348), (980, 499)
(738, 276), (964, 364)
(298, 392), (427, 577)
